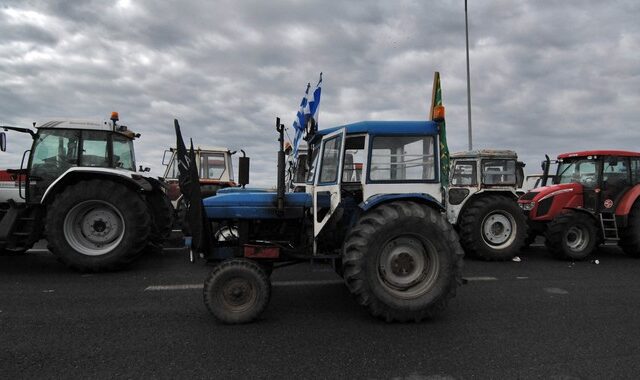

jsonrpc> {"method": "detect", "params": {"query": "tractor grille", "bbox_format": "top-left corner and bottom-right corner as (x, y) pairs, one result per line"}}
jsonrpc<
(536, 196), (553, 217)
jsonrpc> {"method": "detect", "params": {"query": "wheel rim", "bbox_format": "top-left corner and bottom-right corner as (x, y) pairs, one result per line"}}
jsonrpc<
(63, 200), (125, 256)
(565, 225), (589, 252)
(377, 235), (439, 299)
(215, 225), (238, 242)
(218, 276), (257, 313)
(481, 211), (517, 249)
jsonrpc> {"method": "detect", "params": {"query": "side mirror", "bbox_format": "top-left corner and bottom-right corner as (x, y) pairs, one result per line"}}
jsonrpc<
(0, 132), (5, 152)
(161, 150), (172, 165)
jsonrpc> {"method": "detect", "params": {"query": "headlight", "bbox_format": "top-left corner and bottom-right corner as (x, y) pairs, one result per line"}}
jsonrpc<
(520, 201), (535, 211)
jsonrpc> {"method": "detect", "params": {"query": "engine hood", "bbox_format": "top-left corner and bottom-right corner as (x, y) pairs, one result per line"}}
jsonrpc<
(530, 182), (582, 202)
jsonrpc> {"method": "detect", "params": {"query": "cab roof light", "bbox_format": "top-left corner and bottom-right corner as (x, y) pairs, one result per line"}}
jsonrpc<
(433, 105), (445, 122)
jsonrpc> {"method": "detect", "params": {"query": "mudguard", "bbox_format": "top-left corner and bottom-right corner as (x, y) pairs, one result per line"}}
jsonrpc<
(360, 193), (444, 212)
(41, 167), (153, 204)
(616, 184), (640, 216)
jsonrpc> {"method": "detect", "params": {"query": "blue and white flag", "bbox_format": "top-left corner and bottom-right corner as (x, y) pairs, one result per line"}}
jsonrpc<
(292, 83), (310, 159)
(305, 72), (322, 127)
(292, 72), (323, 159)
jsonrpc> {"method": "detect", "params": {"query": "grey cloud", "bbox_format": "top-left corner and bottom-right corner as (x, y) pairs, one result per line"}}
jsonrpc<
(1, 0), (639, 186)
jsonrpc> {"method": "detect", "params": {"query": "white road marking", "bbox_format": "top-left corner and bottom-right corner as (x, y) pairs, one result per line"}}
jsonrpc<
(544, 287), (569, 295)
(516, 276), (529, 280)
(144, 279), (344, 291)
(463, 276), (498, 281)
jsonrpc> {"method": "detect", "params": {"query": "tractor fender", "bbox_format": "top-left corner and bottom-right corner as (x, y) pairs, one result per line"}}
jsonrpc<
(563, 206), (598, 221)
(41, 167), (153, 204)
(449, 189), (519, 225)
(359, 193), (444, 212)
(615, 184), (640, 217)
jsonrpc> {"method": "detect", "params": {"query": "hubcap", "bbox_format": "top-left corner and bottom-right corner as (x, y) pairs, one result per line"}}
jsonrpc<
(482, 211), (517, 249)
(565, 225), (589, 252)
(221, 277), (256, 312)
(378, 236), (439, 299)
(64, 200), (125, 256)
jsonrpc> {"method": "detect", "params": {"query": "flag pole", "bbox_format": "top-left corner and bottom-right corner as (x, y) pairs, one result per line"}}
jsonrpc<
(465, 0), (473, 151)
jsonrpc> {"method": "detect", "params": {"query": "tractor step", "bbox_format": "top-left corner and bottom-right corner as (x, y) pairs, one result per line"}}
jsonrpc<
(599, 213), (619, 241)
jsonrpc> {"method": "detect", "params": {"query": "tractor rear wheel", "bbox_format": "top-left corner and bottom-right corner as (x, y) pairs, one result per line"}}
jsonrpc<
(620, 202), (640, 257)
(46, 179), (151, 272)
(342, 201), (463, 322)
(545, 211), (597, 260)
(458, 195), (527, 261)
(203, 258), (271, 324)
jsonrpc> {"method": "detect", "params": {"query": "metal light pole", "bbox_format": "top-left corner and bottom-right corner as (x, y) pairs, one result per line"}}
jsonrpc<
(465, 0), (473, 151)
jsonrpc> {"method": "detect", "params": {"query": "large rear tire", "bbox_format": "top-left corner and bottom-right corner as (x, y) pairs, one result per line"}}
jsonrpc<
(545, 211), (598, 260)
(203, 258), (271, 324)
(342, 201), (463, 322)
(620, 202), (640, 257)
(46, 179), (151, 272)
(458, 195), (527, 261)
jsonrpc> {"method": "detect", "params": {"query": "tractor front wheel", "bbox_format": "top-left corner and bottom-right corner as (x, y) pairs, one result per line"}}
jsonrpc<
(46, 179), (151, 271)
(203, 259), (271, 324)
(342, 201), (463, 322)
(545, 211), (598, 260)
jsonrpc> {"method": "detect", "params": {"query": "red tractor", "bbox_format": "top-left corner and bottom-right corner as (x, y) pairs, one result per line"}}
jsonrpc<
(518, 150), (640, 260)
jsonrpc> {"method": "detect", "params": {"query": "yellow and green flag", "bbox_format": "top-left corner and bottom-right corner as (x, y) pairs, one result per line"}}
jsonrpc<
(430, 72), (449, 187)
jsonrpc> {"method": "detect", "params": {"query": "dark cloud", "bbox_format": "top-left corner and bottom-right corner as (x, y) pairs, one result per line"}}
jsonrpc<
(0, 0), (639, 184)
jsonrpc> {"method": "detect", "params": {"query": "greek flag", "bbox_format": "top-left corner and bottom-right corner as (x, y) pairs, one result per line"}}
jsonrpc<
(292, 83), (310, 159)
(305, 72), (322, 129)
(292, 73), (323, 159)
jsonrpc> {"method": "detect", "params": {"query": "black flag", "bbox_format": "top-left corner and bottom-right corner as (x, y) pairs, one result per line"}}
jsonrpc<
(174, 119), (212, 254)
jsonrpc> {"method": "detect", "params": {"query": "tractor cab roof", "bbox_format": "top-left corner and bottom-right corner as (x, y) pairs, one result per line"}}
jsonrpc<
(558, 150), (640, 159)
(169, 146), (231, 153)
(36, 119), (138, 139)
(38, 119), (114, 131)
(451, 149), (518, 160)
(313, 120), (439, 142)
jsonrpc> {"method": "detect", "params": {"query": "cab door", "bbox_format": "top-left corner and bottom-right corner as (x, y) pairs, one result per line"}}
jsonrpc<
(600, 156), (631, 212)
(313, 128), (346, 241)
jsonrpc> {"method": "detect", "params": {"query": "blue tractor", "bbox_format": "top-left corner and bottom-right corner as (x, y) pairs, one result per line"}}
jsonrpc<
(185, 108), (464, 323)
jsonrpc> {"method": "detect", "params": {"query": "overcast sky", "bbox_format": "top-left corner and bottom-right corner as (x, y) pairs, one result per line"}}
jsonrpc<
(1, 0), (639, 186)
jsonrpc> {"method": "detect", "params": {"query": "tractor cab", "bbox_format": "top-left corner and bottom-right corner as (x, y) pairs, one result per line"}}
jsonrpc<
(2, 113), (140, 204)
(519, 151), (640, 220)
(162, 146), (236, 205)
(303, 121), (441, 241)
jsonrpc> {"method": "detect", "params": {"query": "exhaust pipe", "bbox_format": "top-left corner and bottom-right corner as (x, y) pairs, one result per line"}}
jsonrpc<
(276, 117), (285, 215)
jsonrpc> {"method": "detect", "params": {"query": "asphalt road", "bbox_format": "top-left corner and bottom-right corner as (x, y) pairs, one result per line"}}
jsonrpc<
(3, 244), (640, 379)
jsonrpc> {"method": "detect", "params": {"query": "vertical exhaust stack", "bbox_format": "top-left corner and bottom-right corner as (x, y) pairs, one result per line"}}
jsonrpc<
(276, 117), (285, 215)
(541, 154), (551, 187)
(238, 150), (250, 189)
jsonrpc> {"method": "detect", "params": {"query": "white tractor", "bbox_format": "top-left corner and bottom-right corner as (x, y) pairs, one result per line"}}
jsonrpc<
(0, 113), (173, 271)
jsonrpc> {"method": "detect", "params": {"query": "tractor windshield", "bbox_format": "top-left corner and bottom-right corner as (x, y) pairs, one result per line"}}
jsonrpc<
(555, 158), (599, 187)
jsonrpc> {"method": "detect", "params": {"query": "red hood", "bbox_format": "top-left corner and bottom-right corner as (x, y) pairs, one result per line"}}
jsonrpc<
(519, 182), (584, 221)
(529, 182), (582, 201)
